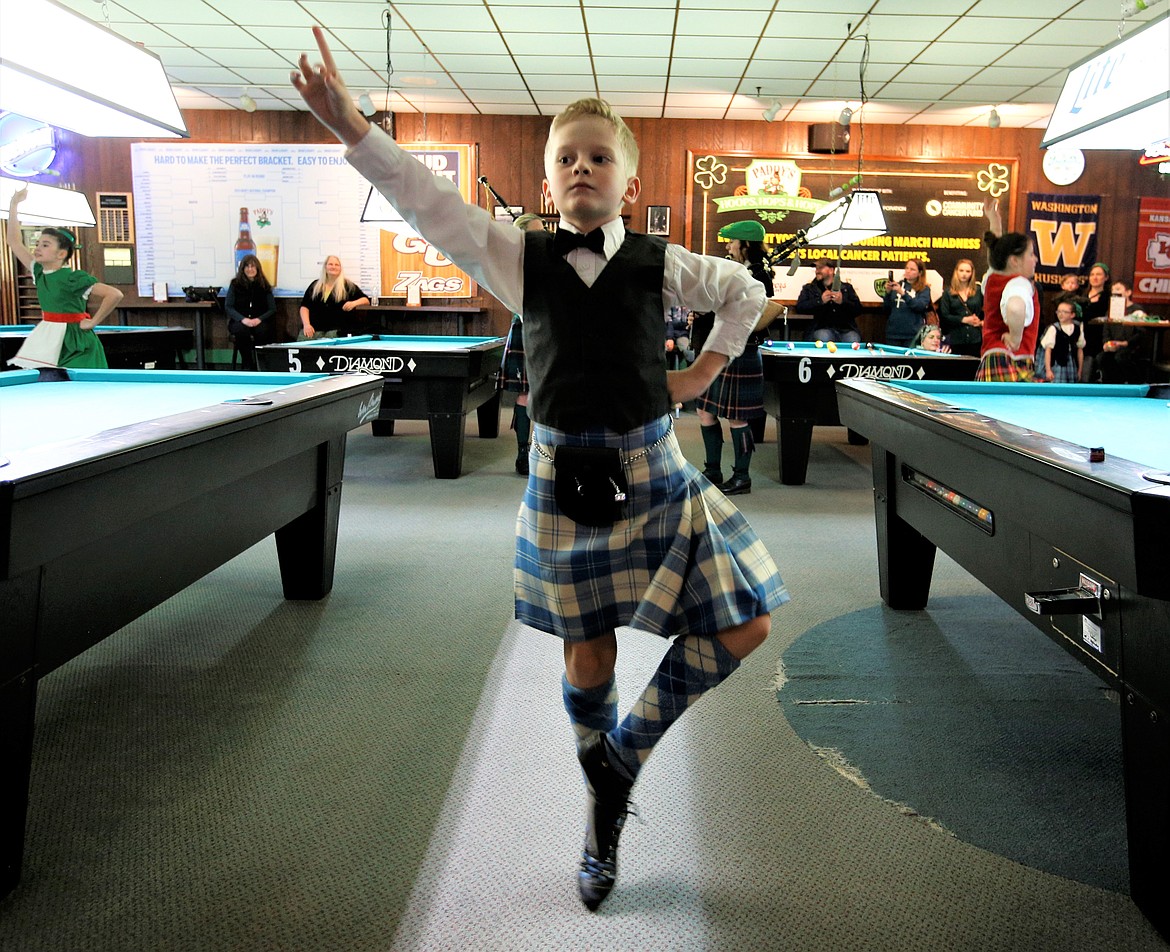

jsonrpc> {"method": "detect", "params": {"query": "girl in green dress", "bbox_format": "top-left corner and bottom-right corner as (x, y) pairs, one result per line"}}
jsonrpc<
(6, 187), (123, 369)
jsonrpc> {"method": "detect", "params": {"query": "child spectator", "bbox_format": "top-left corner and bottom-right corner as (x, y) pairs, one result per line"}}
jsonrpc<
(1039, 301), (1085, 383)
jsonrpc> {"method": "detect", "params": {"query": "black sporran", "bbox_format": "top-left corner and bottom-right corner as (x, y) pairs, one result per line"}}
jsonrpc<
(553, 445), (628, 528)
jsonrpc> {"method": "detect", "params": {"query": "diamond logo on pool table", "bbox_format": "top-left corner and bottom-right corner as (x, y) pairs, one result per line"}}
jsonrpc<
(408, 358), (417, 372)
(826, 364), (836, 377)
(316, 356), (327, 370)
(917, 367), (926, 378)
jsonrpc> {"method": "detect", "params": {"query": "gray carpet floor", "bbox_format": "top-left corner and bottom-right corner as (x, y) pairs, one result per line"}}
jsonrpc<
(0, 409), (1164, 951)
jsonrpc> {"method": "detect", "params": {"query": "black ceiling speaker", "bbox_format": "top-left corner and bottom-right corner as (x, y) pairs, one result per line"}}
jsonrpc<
(808, 122), (851, 154)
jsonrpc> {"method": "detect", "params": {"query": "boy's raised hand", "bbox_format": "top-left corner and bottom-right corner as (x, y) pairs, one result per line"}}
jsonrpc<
(292, 26), (371, 147)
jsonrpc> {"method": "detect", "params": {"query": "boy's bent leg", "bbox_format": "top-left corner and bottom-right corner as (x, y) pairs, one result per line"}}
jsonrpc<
(609, 614), (770, 780)
(575, 615), (770, 910)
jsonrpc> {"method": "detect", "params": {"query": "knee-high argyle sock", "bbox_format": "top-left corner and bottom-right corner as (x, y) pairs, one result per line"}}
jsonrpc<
(606, 635), (741, 781)
(562, 674), (618, 754)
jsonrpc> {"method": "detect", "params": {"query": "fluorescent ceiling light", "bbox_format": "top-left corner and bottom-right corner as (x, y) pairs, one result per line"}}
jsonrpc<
(0, 177), (96, 227)
(804, 189), (887, 246)
(1041, 11), (1169, 150)
(0, 0), (187, 138)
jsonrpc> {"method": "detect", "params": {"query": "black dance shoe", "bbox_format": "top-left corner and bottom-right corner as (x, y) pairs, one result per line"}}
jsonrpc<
(701, 468), (724, 485)
(516, 445), (530, 476)
(719, 474), (752, 496)
(577, 737), (634, 911)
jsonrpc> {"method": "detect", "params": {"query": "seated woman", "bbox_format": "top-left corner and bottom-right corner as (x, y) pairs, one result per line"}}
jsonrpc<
(299, 255), (370, 338)
(909, 324), (950, 353)
(225, 254), (277, 370)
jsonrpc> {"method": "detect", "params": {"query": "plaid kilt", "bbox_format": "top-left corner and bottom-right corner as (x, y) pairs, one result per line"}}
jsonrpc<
(975, 349), (1035, 382)
(694, 343), (764, 419)
(515, 414), (789, 642)
(496, 316), (529, 393)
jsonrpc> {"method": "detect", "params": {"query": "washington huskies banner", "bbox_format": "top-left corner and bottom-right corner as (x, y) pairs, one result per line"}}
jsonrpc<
(1025, 193), (1101, 290)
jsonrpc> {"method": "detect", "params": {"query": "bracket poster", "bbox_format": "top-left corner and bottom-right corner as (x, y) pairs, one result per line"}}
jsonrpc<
(685, 152), (1016, 304)
(130, 142), (477, 300)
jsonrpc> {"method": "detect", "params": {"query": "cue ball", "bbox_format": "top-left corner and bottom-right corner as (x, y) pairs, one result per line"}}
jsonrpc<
(826, 341), (837, 352)
(815, 339), (825, 348)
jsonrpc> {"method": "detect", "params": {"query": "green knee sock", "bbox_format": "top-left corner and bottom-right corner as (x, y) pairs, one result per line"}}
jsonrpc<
(513, 402), (530, 448)
(700, 422), (723, 474)
(730, 424), (754, 477)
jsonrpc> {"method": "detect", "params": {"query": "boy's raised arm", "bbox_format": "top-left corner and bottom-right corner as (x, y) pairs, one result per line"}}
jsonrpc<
(292, 27), (371, 147)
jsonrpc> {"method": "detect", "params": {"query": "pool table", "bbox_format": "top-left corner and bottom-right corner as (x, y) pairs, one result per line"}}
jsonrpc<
(836, 378), (1170, 940)
(0, 367), (383, 898)
(256, 334), (506, 479)
(759, 341), (978, 485)
(1, 324), (194, 370)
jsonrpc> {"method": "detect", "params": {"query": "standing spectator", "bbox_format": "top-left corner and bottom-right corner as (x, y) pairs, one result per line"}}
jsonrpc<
(1039, 300), (1085, 383)
(883, 258), (931, 347)
(1080, 262), (1111, 372)
(795, 258), (862, 344)
(695, 220), (772, 495)
(936, 258), (983, 357)
(499, 213), (546, 475)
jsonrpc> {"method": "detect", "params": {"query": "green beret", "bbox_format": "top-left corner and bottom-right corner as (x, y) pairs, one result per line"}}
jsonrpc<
(718, 220), (766, 242)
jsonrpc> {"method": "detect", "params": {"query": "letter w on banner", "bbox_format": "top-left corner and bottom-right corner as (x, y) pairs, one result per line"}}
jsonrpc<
(1134, 197), (1170, 305)
(1025, 193), (1101, 290)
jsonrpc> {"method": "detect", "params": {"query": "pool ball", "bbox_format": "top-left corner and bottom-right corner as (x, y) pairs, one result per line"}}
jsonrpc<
(826, 341), (837, 353)
(852, 342), (861, 350)
(814, 340), (825, 348)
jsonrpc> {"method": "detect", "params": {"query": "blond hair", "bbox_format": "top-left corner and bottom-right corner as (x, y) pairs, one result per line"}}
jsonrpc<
(948, 258), (975, 295)
(545, 98), (639, 178)
(313, 255), (353, 303)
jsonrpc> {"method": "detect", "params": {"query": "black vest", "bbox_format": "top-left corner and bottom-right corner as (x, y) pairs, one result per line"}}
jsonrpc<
(1052, 320), (1081, 365)
(522, 230), (671, 433)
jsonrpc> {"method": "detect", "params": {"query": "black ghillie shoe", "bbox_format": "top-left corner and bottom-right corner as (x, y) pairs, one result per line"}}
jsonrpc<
(516, 445), (530, 476)
(719, 473), (752, 496)
(576, 737), (634, 911)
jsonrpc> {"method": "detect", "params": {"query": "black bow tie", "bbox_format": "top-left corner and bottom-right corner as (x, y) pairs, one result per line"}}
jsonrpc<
(553, 227), (605, 257)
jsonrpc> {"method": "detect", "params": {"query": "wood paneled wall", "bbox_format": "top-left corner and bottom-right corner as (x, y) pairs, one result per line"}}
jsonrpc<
(27, 110), (1170, 338)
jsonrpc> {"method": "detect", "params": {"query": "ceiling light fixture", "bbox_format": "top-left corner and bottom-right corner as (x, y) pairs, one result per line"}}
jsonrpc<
(763, 99), (782, 122)
(0, 176), (96, 227)
(239, 92), (257, 113)
(988, 107), (1001, 128)
(0, 0), (187, 138)
(1042, 11), (1169, 150)
(839, 106), (854, 127)
(359, 93), (376, 117)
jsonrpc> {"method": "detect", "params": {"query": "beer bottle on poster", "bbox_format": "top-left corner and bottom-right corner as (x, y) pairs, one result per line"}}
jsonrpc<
(234, 207), (255, 269)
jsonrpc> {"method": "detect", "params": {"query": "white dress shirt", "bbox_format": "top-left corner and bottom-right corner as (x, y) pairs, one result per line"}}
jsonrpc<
(346, 125), (763, 360)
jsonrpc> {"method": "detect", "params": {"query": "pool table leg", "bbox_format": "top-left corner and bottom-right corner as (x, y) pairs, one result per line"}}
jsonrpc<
(274, 436), (346, 599)
(1121, 683), (1170, 939)
(476, 390), (501, 439)
(871, 445), (936, 609)
(776, 416), (813, 486)
(428, 413), (467, 479)
(1, 572), (39, 899)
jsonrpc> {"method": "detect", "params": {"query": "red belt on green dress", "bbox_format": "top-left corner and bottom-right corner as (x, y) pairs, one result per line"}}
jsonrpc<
(41, 312), (86, 323)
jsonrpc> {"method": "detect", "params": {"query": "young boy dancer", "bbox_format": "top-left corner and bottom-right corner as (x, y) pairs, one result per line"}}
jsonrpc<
(293, 27), (789, 910)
